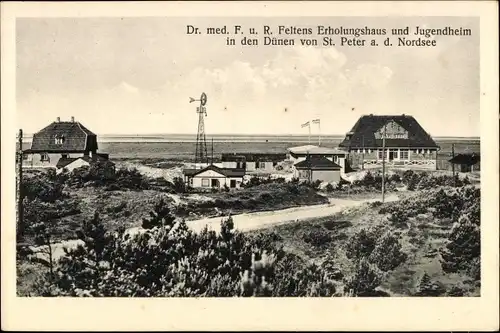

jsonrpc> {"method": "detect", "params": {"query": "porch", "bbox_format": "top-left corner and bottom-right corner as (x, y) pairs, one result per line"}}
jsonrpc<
(362, 159), (437, 169)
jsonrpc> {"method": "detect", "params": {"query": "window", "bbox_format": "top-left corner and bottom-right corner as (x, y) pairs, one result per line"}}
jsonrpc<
(258, 162), (266, 169)
(54, 135), (65, 145)
(400, 149), (409, 160)
(40, 153), (49, 162)
(230, 180), (236, 188)
(201, 178), (210, 187)
(378, 150), (387, 160)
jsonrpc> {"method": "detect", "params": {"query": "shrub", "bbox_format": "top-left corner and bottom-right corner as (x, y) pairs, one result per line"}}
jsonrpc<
(344, 258), (383, 296)
(440, 215), (480, 278)
(415, 272), (446, 296)
(302, 228), (332, 248)
(172, 177), (186, 193)
(21, 173), (67, 202)
(369, 232), (407, 272)
(141, 197), (176, 230)
(325, 183), (335, 192)
(37, 210), (341, 297)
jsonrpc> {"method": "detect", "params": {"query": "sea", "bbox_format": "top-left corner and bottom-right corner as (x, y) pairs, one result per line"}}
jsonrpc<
(20, 134), (480, 160)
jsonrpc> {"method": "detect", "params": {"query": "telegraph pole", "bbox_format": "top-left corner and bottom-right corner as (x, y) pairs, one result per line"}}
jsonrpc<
(451, 143), (456, 186)
(381, 125), (387, 203)
(16, 129), (24, 240)
(361, 135), (365, 170)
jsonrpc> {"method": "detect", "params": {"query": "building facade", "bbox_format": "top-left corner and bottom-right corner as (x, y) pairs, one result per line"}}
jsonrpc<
(338, 114), (440, 170)
(183, 165), (245, 189)
(293, 156), (342, 183)
(22, 117), (103, 169)
(221, 153), (286, 173)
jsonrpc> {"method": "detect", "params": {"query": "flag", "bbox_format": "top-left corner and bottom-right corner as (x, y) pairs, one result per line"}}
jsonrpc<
(312, 119), (320, 124)
(301, 121), (310, 128)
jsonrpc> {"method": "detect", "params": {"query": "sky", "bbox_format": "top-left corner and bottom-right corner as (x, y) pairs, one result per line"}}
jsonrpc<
(16, 17), (479, 136)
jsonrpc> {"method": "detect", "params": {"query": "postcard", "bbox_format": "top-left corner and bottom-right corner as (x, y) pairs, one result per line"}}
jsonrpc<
(1, 1), (498, 331)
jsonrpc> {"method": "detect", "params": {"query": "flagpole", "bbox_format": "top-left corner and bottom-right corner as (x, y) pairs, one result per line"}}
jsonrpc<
(318, 121), (321, 146)
(308, 123), (311, 144)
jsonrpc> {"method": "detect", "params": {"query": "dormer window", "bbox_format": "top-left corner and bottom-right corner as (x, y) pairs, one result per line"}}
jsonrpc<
(55, 134), (65, 145)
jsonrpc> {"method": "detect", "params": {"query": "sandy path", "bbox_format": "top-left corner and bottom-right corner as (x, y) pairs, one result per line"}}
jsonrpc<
(30, 193), (400, 262)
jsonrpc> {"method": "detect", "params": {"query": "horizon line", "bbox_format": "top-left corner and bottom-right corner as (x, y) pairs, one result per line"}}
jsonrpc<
(19, 132), (481, 140)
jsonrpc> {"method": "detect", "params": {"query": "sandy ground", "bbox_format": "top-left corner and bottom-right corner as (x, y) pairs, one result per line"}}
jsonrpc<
(29, 193), (400, 262)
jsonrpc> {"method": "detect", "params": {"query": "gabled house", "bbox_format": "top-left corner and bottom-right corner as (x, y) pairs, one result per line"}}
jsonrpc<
(22, 117), (106, 169)
(183, 165), (245, 189)
(221, 152), (286, 173)
(338, 114), (440, 170)
(293, 156), (342, 183)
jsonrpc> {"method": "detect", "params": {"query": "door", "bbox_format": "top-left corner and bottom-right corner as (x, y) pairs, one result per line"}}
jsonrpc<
(388, 150), (396, 161)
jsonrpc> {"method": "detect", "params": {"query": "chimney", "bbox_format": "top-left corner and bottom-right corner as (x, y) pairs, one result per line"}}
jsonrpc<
(71, 116), (75, 122)
(56, 117), (60, 122)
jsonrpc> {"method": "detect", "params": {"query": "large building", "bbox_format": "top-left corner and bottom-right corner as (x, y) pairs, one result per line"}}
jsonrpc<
(22, 117), (109, 169)
(338, 114), (440, 170)
(221, 153), (286, 173)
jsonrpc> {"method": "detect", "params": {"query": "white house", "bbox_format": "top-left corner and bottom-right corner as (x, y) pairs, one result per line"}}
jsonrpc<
(183, 165), (245, 189)
(287, 145), (348, 169)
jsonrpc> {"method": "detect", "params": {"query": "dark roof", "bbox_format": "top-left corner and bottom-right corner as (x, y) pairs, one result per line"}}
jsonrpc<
(221, 153), (287, 162)
(56, 154), (112, 169)
(449, 153), (480, 165)
(183, 165), (246, 177)
(27, 121), (98, 153)
(338, 115), (439, 149)
(294, 156), (341, 170)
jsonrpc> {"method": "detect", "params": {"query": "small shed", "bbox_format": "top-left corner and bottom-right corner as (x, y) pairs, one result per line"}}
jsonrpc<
(183, 165), (245, 189)
(448, 153), (480, 172)
(293, 156), (342, 183)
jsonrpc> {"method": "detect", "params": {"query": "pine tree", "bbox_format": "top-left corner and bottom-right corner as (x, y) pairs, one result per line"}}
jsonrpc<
(142, 197), (175, 230)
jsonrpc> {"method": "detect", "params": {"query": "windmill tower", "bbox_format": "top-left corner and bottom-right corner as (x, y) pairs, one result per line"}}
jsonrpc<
(190, 92), (208, 165)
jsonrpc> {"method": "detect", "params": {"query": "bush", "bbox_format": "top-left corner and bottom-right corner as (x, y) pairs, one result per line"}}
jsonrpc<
(415, 272), (446, 296)
(302, 228), (332, 247)
(369, 232), (407, 272)
(345, 227), (383, 261)
(141, 197), (176, 230)
(21, 173), (67, 202)
(35, 208), (341, 297)
(344, 258), (383, 296)
(172, 177), (186, 193)
(325, 183), (335, 192)
(440, 214), (480, 278)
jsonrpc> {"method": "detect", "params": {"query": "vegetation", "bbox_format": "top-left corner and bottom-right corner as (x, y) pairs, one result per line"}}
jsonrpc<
(25, 212), (344, 297)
